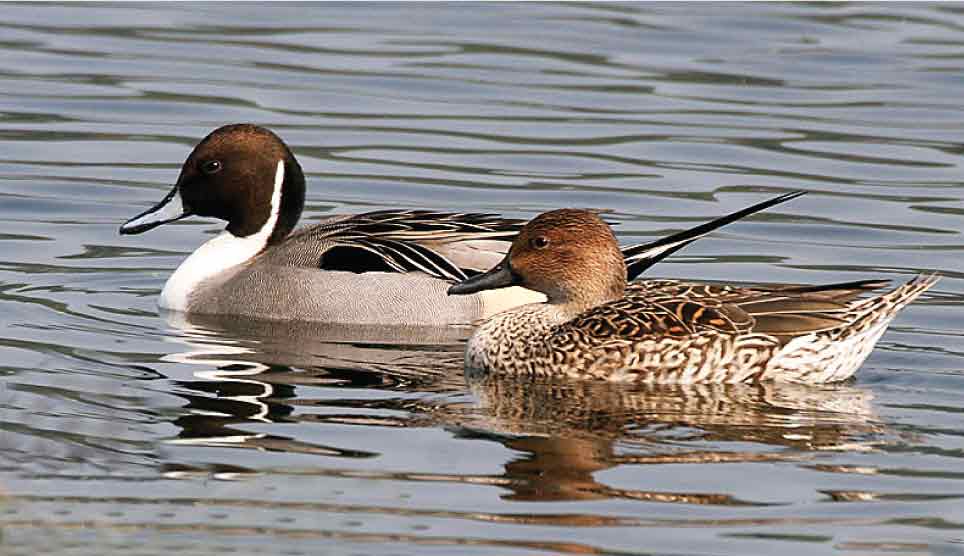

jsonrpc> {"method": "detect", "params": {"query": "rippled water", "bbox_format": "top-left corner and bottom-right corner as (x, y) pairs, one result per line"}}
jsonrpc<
(0, 3), (962, 555)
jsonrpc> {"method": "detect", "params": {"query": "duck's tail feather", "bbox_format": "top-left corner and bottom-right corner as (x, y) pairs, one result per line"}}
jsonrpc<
(764, 273), (939, 383)
(622, 191), (806, 280)
(846, 273), (940, 323)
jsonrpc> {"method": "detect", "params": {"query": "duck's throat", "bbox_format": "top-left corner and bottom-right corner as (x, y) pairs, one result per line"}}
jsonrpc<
(465, 303), (569, 373)
(159, 161), (285, 311)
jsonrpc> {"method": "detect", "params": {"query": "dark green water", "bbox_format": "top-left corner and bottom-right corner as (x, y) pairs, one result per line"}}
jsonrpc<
(0, 3), (962, 555)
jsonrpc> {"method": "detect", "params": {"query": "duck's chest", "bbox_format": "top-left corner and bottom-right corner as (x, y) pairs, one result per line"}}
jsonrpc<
(160, 232), (267, 311)
(465, 305), (565, 374)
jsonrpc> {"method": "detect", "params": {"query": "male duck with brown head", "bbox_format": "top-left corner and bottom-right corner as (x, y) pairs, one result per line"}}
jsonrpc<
(448, 209), (938, 383)
(120, 124), (802, 325)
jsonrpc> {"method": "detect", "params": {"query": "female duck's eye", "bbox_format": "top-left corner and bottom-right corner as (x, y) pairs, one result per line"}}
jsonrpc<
(531, 236), (550, 249)
(201, 160), (222, 175)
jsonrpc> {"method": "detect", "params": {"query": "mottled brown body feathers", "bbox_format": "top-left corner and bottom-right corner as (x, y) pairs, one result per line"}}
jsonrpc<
(453, 208), (938, 384)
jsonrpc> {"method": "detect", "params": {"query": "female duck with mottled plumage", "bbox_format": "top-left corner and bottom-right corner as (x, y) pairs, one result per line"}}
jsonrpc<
(448, 209), (938, 384)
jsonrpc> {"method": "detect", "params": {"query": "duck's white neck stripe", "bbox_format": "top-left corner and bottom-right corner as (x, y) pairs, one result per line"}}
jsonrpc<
(159, 160), (285, 312)
(247, 159), (284, 243)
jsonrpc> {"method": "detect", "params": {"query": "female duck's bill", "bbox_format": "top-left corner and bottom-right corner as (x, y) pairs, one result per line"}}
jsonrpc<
(447, 207), (938, 384)
(447, 258), (520, 295)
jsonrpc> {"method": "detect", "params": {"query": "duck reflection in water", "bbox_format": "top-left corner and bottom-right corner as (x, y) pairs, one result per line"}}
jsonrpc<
(159, 311), (884, 504)
(159, 312), (467, 459)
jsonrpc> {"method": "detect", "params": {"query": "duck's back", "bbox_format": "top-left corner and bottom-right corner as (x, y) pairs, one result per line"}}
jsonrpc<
(519, 277), (936, 383)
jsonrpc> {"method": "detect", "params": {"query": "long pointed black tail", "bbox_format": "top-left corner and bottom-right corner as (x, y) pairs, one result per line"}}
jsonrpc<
(621, 191), (806, 280)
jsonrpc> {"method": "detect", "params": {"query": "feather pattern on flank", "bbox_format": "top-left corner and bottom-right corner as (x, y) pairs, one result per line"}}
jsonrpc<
(467, 276), (938, 383)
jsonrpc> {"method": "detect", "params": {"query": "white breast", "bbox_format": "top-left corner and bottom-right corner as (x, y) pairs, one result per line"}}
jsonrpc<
(159, 160), (284, 311)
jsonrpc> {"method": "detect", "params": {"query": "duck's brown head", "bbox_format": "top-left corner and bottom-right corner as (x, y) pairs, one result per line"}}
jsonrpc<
(449, 209), (627, 309)
(120, 124), (305, 245)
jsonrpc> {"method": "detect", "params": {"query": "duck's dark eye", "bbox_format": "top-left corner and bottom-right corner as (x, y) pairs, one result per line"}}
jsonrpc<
(530, 236), (550, 249)
(201, 160), (222, 175)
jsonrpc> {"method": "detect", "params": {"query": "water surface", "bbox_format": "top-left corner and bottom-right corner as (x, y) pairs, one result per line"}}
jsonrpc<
(0, 3), (962, 555)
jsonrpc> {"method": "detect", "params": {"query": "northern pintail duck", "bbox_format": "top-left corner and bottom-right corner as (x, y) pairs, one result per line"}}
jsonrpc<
(448, 209), (938, 383)
(120, 123), (799, 325)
